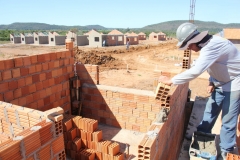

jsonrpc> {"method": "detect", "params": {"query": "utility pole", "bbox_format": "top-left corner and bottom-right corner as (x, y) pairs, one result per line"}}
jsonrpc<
(189, 0), (196, 23)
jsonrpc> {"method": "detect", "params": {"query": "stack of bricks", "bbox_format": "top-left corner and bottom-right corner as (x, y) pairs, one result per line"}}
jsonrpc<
(76, 64), (99, 85)
(0, 49), (74, 113)
(63, 114), (124, 160)
(0, 101), (66, 160)
(182, 49), (191, 69)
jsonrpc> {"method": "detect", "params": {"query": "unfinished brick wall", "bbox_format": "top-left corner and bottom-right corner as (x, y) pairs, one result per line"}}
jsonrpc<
(76, 64), (99, 85)
(137, 83), (189, 160)
(77, 63), (189, 159)
(0, 101), (65, 160)
(81, 84), (160, 133)
(80, 82), (188, 160)
(0, 49), (74, 113)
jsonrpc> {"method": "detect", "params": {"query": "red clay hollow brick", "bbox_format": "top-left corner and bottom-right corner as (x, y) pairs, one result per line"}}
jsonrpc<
(67, 127), (77, 141)
(28, 65), (36, 74)
(4, 91), (14, 102)
(108, 142), (120, 156)
(14, 57), (24, 67)
(72, 137), (81, 151)
(0, 82), (9, 93)
(20, 67), (29, 76)
(30, 55), (38, 64)
(35, 64), (42, 72)
(2, 70), (12, 80)
(22, 56), (31, 66)
(63, 119), (73, 132)
(0, 60), (4, 70)
(4, 59), (14, 69)
(12, 68), (21, 78)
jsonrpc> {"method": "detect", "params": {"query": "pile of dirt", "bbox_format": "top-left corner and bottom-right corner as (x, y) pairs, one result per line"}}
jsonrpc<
(73, 40), (183, 72)
(74, 48), (125, 69)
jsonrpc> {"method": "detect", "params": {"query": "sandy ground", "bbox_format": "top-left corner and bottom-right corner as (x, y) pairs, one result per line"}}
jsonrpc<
(74, 40), (210, 99)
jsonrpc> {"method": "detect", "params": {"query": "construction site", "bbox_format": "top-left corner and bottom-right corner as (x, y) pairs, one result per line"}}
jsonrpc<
(1, 1), (240, 159)
(0, 36), (240, 160)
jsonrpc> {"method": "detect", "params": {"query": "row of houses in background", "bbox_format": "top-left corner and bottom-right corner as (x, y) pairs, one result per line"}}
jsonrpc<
(10, 32), (66, 46)
(10, 28), (240, 47)
(10, 29), (168, 47)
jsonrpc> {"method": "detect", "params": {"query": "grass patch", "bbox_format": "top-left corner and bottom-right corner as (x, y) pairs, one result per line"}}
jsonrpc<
(0, 53), (5, 58)
(0, 41), (10, 44)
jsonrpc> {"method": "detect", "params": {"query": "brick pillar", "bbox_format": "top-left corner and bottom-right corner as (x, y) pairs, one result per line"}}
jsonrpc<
(66, 40), (73, 50)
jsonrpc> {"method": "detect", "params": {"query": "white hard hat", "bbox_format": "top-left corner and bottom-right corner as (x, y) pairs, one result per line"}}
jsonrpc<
(176, 22), (198, 47)
(176, 22), (208, 50)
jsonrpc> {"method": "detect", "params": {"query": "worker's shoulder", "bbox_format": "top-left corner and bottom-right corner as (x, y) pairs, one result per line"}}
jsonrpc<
(207, 36), (231, 48)
(211, 35), (227, 41)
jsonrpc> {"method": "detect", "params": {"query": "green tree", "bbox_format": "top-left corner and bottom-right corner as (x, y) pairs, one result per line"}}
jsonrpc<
(70, 28), (78, 34)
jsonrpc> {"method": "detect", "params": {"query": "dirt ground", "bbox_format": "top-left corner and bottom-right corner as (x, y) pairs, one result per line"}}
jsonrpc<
(0, 40), (210, 100)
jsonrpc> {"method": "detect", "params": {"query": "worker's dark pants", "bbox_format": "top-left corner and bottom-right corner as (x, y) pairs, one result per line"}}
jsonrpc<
(197, 88), (240, 152)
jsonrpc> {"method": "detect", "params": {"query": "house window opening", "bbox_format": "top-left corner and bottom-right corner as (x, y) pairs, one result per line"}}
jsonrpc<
(118, 36), (122, 41)
(95, 37), (99, 42)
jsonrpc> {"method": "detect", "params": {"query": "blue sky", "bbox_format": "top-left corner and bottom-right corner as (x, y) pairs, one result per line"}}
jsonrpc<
(1, 0), (240, 28)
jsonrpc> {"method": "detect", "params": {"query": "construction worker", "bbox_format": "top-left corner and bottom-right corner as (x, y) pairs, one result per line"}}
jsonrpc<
(126, 38), (130, 50)
(102, 40), (106, 47)
(158, 22), (240, 160)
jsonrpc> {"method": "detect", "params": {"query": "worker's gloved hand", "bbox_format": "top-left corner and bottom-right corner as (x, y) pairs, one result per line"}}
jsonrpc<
(158, 76), (172, 86)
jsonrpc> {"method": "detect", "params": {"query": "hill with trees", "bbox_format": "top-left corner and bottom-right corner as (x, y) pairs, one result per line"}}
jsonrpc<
(1, 20), (240, 41)
(0, 22), (106, 31)
(142, 20), (240, 35)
